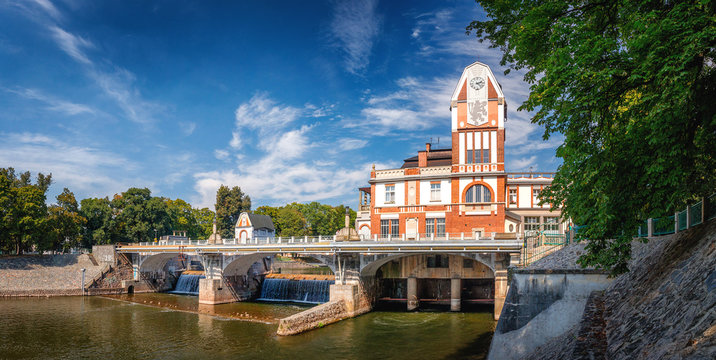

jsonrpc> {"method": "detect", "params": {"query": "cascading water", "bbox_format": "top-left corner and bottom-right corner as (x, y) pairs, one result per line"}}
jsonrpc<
(170, 273), (204, 295)
(257, 278), (334, 304)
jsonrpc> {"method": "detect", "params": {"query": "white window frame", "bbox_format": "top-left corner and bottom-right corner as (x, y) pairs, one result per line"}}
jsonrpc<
(385, 185), (395, 204)
(430, 183), (441, 201)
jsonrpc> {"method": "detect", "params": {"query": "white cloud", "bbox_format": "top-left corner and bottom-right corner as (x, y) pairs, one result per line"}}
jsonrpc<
(214, 149), (229, 160)
(179, 121), (196, 136)
(329, 0), (381, 75)
(192, 95), (372, 209)
(355, 76), (455, 133)
(5, 87), (95, 116)
(31, 0), (62, 20)
(49, 26), (92, 64)
(509, 156), (537, 171)
(0, 132), (141, 198)
(338, 139), (368, 151)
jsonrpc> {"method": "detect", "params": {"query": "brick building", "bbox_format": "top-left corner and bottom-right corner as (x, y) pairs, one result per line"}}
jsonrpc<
(356, 62), (565, 240)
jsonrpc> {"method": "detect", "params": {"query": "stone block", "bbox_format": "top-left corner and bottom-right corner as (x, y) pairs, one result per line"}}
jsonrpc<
(199, 278), (236, 305)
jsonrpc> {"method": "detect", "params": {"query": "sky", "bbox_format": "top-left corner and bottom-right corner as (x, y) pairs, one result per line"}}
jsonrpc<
(0, 0), (562, 210)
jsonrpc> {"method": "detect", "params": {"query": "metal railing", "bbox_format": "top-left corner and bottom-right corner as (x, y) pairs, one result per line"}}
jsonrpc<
(522, 231), (569, 266)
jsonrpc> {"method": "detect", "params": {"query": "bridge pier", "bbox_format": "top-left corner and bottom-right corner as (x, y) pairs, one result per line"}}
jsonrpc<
(451, 277), (461, 312)
(198, 254), (236, 305)
(494, 253), (520, 320)
(407, 276), (418, 311)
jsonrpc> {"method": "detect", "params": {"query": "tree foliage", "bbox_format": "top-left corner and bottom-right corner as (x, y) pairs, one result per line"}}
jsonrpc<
(0, 168), (52, 254)
(46, 188), (86, 252)
(255, 202), (357, 237)
(215, 185), (251, 238)
(468, 0), (716, 274)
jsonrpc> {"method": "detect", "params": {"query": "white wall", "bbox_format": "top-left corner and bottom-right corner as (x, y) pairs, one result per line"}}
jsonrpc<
(375, 182), (405, 207)
(518, 185), (532, 208)
(419, 179), (451, 205)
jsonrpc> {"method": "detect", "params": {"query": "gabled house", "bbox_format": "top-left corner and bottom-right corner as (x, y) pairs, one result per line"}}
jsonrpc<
(234, 212), (275, 243)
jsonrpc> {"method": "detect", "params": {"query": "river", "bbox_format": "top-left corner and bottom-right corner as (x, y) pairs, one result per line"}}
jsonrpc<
(0, 294), (495, 359)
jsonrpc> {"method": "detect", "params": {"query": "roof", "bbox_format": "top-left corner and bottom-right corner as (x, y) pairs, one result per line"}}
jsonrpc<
(246, 213), (275, 231)
(401, 148), (452, 168)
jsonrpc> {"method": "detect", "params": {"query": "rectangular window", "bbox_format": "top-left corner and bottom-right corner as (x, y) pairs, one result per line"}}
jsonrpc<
(544, 217), (559, 233)
(466, 150), (473, 164)
(381, 220), (390, 237)
(436, 218), (445, 237)
(532, 188), (540, 205)
(425, 218), (434, 236)
(525, 216), (540, 234)
(430, 183), (441, 201)
(509, 189), (517, 204)
(482, 148), (490, 163)
(381, 219), (400, 238)
(385, 184), (395, 203)
(391, 220), (399, 236)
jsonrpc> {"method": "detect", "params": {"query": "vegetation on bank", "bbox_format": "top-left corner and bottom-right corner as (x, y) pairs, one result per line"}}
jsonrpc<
(468, 0), (716, 274)
(0, 167), (355, 254)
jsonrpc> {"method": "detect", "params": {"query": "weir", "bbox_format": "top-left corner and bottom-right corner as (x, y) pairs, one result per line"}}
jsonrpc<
(257, 278), (334, 304)
(170, 272), (204, 295)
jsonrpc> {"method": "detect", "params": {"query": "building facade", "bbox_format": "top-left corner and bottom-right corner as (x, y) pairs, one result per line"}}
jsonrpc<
(356, 62), (565, 240)
(234, 212), (276, 243)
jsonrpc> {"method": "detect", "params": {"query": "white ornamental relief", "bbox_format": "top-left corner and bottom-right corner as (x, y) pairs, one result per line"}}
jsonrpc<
(468, 99), (488, 125)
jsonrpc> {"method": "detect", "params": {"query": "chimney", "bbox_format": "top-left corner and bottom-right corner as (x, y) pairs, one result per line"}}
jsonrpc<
(426, 143), (431, 152)
(345, 207), (350, 228)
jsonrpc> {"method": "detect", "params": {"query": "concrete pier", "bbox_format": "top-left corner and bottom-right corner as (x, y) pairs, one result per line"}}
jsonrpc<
(198, 278), (235, 305)
(407, 276), (418, 311)
(450, 278), (461, 311)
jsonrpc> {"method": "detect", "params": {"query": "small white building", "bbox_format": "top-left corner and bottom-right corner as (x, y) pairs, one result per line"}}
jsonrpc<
(234, 212), (275, 243)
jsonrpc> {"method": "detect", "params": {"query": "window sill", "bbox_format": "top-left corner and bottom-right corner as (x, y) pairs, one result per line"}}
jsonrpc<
(385, 201), (395, 204)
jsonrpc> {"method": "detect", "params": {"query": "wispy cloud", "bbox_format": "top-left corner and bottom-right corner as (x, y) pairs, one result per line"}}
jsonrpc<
(0, 132), (140, 197)
(4, 87), (95, 116)
(329, 0), (381, 75)
(19, 1), (163, 126)
(192, 94), (373, 208)
(49, 25), (92, 64)
(354, 76), (454, 133)
(179, 121), (196, 136)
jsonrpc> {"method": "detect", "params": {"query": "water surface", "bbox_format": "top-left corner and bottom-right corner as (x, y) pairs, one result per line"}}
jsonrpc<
(0, 295), (494, 359)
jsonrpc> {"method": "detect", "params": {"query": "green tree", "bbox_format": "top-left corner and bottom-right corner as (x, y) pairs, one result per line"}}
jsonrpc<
(468, 0), (716, 274)
(215, 185), (251, 238)
(192, 207), (216, 239)
(165, 198), (201, 238)
(332, 205), (357, 233)
(46, 188), (86, 252)
(275, 205), (308, 237)
(80, 197), (115, 247)
(254, 205), (280, 234)
(0, 168), (52, 254)
(112, 188), (171, 243)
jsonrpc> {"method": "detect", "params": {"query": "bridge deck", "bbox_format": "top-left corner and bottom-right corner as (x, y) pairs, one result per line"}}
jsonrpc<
(116, 239), (523, 254)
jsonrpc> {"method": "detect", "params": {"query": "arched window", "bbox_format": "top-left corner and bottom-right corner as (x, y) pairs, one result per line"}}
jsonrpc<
(465, 184), (492, 203)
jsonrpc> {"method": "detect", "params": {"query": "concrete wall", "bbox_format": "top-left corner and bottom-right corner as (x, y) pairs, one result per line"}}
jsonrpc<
(92, 245), (116, 265)
(488, 270), (612, 360)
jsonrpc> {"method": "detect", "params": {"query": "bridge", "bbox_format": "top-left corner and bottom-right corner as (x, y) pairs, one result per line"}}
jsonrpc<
(116, 235), (522, 334)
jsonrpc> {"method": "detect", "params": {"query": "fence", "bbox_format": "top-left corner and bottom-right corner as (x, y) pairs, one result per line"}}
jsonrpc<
(522, 232), (569, 266)
(637, 194), (714, 237)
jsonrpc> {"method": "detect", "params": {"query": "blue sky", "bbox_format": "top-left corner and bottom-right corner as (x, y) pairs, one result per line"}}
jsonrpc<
(0, 0), (561, 209)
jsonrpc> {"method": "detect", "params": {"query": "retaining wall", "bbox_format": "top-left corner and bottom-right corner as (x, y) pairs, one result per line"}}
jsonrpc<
(488, 269), (612, 360)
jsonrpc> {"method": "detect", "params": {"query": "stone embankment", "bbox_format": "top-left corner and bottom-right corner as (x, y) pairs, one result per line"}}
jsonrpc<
(0, 254), (107, 296)
(492, 219), (716, 359)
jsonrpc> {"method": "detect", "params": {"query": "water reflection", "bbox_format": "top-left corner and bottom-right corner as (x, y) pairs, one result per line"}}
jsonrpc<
(0, 295), (494, 360)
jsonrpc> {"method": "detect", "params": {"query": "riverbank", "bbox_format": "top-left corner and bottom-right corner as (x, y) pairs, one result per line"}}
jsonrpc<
(0, 254), (111, 296)
(491, 219), (716, 359)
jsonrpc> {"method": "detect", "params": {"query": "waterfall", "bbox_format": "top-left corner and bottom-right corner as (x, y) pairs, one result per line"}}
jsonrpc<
(257, 278), (334, 304)
(170, 273), (204, 295)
